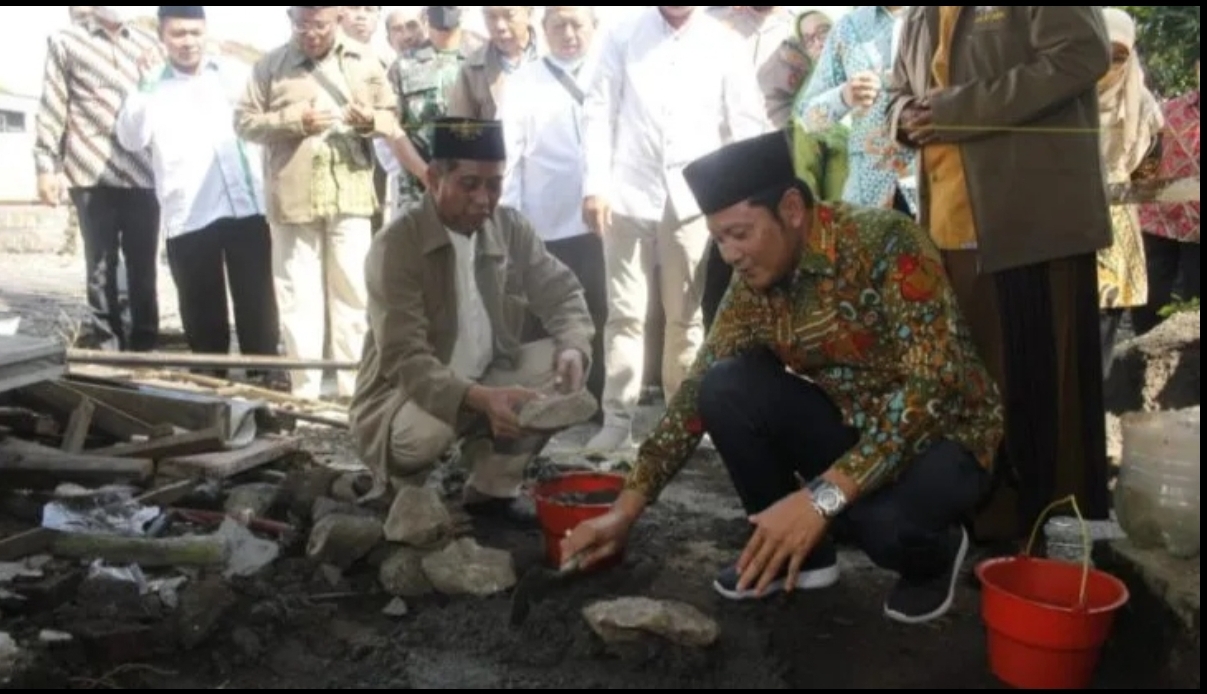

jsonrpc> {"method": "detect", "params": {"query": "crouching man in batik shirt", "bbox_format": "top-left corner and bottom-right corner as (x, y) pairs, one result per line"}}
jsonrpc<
(563, 131), (1004, 625)
(351, 117), (597, 524)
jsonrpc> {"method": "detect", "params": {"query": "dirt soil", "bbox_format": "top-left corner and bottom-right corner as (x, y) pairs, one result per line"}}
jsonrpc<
(0, 252), (1189, 689)
(5, 435), (1185, 690)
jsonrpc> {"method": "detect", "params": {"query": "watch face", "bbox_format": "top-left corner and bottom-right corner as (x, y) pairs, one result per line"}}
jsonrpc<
(816, 487), (842, 513)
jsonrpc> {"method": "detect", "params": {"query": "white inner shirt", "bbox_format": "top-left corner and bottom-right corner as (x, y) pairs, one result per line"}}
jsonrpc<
(446, 230), (495, 381)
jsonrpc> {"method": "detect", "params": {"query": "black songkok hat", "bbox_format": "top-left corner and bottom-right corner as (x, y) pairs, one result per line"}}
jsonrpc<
(158, 6), (205, 19)
(683, 130), (798, 215)
(431, 117), (506, 162)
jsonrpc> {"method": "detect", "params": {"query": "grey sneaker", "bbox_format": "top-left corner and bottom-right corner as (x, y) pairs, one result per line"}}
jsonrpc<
(712, 541), (840, 600)
(883, 526), (969, 624)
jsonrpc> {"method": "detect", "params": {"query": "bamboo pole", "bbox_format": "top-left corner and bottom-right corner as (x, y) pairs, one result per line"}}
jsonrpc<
(66, 349), (358, 371)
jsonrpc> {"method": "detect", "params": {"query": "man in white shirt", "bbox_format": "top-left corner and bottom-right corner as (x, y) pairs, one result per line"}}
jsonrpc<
(499, 6), (606, 408)
(115, 5), (280, 378)
(709, 5), (799, 128)
(581, 5), (771, 450)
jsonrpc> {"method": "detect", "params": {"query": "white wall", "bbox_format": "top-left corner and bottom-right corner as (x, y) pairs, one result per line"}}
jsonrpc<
(0, 92), (38, 202)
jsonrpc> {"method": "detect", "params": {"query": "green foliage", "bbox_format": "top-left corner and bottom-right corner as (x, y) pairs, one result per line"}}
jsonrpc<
(1158, 296), (1200, 318)
(1115, 6), (1200, 97)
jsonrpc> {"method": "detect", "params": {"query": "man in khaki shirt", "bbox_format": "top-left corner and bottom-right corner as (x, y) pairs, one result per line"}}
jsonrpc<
(235, 5), (400, 401)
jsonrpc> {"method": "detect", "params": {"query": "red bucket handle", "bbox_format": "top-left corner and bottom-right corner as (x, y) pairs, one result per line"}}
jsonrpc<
(1021, 494), (1092, 610)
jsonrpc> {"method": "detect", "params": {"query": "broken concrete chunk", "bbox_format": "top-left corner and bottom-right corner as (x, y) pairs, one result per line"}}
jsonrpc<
(0, 561), (43, 583)
(173, 576), (237, 650)
(280, 467), (339, 520)
(382, 597), (409, 618)
(306, 513), (383, 569)
(518, 389), (599, 432)
(38, 629), (73, 644)
(318, 564), (345, 588)
(0, 632), (21, 682)
(379, 547), (434, 598)
(582, 597), (719, 648)
(420, 538), (516, 597)
(219, 518), (280, 578)
(311, 495), (377, 523)
(223, 483), (281, 518)
(331, 472), (373, 503)
(383, 487), (452, 548)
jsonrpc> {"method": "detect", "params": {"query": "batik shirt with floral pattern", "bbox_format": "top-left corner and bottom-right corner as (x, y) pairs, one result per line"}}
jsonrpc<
(625, 202), (1004, 502)
(795, 6), (917, 213)
(1139, 90), (1199, 243)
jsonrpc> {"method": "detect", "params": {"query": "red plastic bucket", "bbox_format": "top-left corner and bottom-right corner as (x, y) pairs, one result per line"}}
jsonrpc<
(530, 471), (626, 568)
(976, 497), (1130, 691)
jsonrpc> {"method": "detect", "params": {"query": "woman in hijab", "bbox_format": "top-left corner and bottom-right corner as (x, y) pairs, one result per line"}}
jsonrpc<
(784, 10), (850, 209)
(785, 10), (834, 113)
(1097, 8), (1165, 376)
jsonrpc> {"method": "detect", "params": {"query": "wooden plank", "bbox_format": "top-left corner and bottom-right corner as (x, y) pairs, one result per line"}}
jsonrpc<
(89, 427), (225, 459)
(16, 380), (156, 439)
(158, 437), (299, 480)
(60, 378), (230, 439)
(0, 478), (199, 561)
(60, 397), (95, 453)
(0, 335), (67, 394)
(0, 438), (154, 489)
(66, 349), (357, 370)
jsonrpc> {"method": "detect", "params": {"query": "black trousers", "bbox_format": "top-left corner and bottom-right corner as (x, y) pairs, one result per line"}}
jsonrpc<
(697, 348), (988, 577)
(1131, 233), (1201, 336)
(523, 233), (608, 404)
(69, 186), (161, 351)
(165, 215), (280, 377)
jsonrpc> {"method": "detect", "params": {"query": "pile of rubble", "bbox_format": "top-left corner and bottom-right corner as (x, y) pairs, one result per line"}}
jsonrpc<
(0, 335), (344, 682)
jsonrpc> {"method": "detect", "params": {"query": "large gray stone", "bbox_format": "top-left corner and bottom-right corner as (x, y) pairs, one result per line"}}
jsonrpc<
(420, 538), (515, 597)
(1107, 311), (1200, 414)
(582, 596), (719, 648)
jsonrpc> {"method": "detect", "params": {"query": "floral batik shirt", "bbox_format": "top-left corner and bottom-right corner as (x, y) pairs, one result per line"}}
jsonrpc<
(1139, 90), (1200, 243)
(795, 6), (918, 213)
(625, 202), (1004, 502)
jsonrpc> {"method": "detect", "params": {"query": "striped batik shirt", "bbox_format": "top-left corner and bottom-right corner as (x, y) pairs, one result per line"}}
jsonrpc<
(33, 21), (158, 189)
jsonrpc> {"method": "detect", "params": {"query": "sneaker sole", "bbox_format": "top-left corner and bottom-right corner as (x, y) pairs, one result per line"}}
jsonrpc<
(712, 565), (840, 601)
(883, 527), (969, 625)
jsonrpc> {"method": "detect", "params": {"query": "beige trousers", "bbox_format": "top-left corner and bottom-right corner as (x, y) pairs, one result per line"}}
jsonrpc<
(601, 209), (711, 428)
(387, 339), (558, 499)
(270, 215), (371, 400)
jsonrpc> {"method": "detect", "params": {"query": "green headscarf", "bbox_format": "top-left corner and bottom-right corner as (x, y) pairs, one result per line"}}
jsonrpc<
(787, 9), (849, 202)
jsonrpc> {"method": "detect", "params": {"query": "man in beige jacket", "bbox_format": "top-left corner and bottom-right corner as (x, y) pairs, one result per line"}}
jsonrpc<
(447, 6), (540, 119)
(351, 117), (596, 522)
(887, 6), (1113, 536)
(235, 5), (399, 401)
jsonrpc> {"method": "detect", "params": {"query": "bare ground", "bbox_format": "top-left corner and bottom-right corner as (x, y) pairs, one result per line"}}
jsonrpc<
(0, 251), (1190, 689)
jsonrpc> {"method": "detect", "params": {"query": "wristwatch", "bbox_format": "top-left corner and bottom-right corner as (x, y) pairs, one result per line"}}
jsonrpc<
(806, 479), (848, 519)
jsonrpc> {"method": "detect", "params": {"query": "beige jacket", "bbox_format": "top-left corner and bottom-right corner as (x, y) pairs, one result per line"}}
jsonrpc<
(233, 37), (400, 226)
(350, 195), (594, 472)
(887, 6), (1113, 273)
(447, 37), (540, 120)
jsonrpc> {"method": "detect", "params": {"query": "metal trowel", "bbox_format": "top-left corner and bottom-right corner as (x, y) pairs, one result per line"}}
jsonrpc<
(509, 553), (584, 627)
